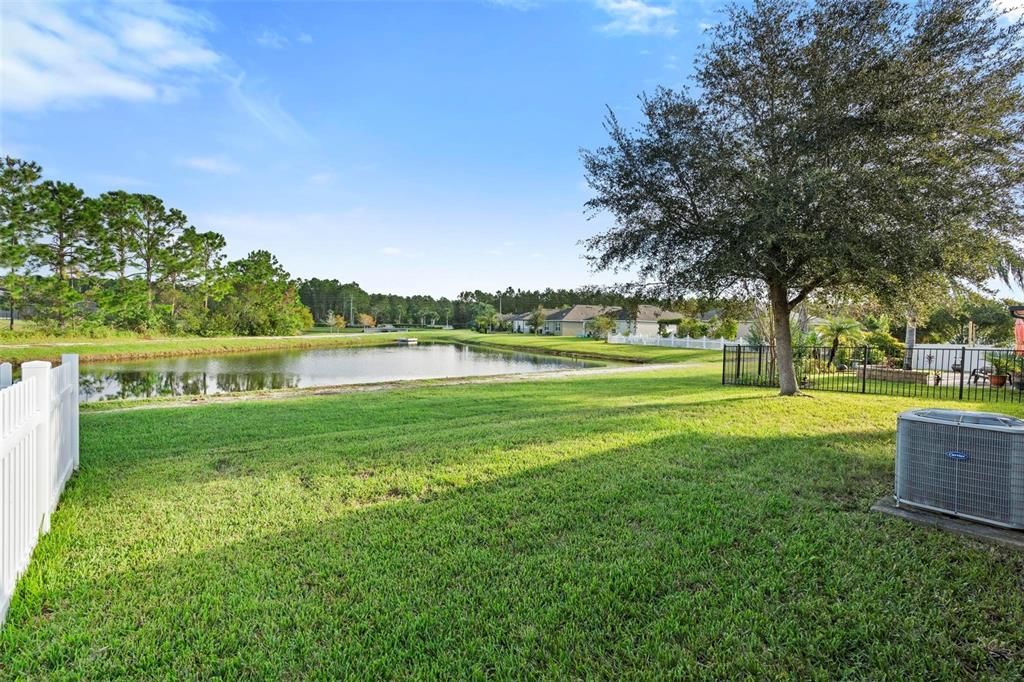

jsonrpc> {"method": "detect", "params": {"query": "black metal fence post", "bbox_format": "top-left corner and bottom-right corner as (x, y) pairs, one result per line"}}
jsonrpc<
(720, 343), (1017, 404)
(958, 346), (966, 401)
(861, 346), (868, 394)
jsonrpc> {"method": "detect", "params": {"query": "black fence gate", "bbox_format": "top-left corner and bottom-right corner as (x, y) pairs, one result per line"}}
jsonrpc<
(722, 344), (1024, 403)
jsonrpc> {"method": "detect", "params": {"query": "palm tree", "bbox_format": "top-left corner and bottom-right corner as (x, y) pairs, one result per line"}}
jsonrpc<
(815, 317), (864, 366)
(476, 311), (501, 333)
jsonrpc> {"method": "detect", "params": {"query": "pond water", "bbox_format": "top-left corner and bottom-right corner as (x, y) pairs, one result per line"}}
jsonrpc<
(78, 343), (597, 402)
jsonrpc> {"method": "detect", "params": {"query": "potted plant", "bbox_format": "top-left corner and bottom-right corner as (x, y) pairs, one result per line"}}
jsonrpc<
(985, 353), (1014, 388)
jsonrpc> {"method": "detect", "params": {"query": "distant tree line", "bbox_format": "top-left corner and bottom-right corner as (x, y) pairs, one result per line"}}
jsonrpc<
(0, 157), (312, 335)
(298, 280), (754, 329)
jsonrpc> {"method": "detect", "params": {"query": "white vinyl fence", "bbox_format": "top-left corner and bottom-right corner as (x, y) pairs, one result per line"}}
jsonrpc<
(0, 355), (79, 626)
(905, 343), (1002, 377)
(607, 334), (745, 350)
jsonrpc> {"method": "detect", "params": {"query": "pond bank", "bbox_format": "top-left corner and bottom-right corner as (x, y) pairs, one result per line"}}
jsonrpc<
(0, 330), (713, 366)
(80, 361), (687, 413)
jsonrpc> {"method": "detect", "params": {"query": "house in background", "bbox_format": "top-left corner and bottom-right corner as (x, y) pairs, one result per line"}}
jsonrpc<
(499, 312), (517, 329)
(509, 309), (557, 334)
(542, 305), (615, 336)
(610, 305), (681, 337)
(537, 304), (682, 337)
(502, 304), (687, 337)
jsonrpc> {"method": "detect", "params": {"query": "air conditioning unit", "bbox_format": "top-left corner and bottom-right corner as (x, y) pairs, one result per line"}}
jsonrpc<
(895, 409), (1024, 529)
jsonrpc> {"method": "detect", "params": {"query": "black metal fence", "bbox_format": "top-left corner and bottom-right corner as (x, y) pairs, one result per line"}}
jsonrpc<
(722, 344), (1024, 403)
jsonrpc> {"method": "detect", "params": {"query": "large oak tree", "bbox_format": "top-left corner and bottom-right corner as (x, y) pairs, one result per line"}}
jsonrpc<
(582, 0), (1024, 394)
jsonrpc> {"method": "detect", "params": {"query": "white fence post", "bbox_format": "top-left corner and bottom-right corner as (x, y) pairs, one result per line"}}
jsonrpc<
(22, 361), (52, 534)
(0, 363), (11, 388)
(62, 355), (80, 470)
(0, 356), (79, 628)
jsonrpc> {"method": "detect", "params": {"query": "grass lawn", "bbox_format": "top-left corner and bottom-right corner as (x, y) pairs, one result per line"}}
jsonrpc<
(0, 330), (706, 365)
(0, 331), (403, 365)
(435, 331), (709, 364)
(3, 356), (1024, 678)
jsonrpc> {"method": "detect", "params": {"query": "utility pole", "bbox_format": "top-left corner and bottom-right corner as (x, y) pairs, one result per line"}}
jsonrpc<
(349, 294), (354, 326)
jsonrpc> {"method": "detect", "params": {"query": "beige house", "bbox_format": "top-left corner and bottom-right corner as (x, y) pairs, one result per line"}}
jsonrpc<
(509, 309), (557, 334)
(542, 305), (614, 336)
(541, 304), (681, 337)
(610, 305), (681, 337)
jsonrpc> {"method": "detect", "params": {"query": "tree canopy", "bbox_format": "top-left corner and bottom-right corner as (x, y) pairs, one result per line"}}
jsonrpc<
(0, 156), (310, 336)
(582, 0), (1024, 394)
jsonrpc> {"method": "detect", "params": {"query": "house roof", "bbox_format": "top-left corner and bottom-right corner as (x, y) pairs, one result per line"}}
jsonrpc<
(510, 309), (557, 321)
(545, 305), (617, 322)
(540, 304), (684, 324)
(609, 305), (682, 323)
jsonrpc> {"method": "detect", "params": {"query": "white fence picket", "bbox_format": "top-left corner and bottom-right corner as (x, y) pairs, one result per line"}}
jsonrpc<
(0, 355), (79, 627)
(607, 334), (744, 350)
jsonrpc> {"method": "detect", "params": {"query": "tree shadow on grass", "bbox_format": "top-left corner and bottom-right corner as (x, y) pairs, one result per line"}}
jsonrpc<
(6, 426), (1024, 679)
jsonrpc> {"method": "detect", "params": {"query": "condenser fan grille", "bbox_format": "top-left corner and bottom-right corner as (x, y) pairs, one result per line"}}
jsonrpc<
(895, 409), (1024, 529)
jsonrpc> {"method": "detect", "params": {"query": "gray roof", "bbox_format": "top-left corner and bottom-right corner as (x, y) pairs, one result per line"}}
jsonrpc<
(510, 309), (556, 321)
(545, 305), (617, 322)
(541, 304), (683, 323)
(610, 305), (681, 323)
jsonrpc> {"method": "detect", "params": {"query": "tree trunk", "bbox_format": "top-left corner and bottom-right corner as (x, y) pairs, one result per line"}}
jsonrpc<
(903, 312), (917, 370)
(769, 284), (799, 396)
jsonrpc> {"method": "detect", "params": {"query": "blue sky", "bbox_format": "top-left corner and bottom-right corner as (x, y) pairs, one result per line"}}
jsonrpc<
(1, 0), (726, 296)
(3, 0), (1020, 300)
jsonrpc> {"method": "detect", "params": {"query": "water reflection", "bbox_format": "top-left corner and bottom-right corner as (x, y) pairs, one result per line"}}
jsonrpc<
(79, 371), (301, 401)
(78, 343), (595, 402)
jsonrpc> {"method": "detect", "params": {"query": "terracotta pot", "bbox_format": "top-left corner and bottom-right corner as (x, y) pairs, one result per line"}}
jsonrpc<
(991, 374), (1008, 388)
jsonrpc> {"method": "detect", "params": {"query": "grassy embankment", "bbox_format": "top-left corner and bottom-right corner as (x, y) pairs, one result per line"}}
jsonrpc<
(2, 354), (1024, 678)
(0, 330), (712, 365)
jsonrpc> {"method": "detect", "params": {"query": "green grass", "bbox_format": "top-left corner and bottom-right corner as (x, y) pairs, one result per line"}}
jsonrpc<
(3, 356), (1024, 678)
(0, 330), (708, 365)
(0, 331), (408, 365)
(436, 331), (711, 364)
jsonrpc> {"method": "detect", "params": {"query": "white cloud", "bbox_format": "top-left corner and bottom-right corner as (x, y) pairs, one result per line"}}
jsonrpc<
(0, 0), (219, 111)
(180, 156), (240, 174)
(255, 29), (288, 49)
(297, 32), (313, 44)
(993, 0), (1024, 19)
(380, 246), (403, 256)
(226, 73), (310, 144)
(596, 0), (677, 36)
(1, 1), (309, 144)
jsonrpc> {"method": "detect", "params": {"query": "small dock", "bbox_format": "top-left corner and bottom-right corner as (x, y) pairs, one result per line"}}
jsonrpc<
(396, 338), (418, 346)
